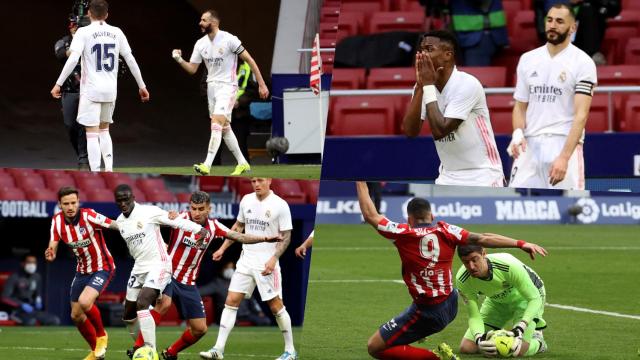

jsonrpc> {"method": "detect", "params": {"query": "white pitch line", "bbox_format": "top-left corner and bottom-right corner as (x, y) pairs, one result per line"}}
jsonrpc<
(0, 346), (276, 357)
(315, 246), (640, 251)
(546, 303), (640, 320)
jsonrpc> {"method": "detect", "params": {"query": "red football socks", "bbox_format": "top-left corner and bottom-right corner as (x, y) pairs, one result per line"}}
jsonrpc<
(377, 345), (439, 360)
(85, 304), (106, 337)
(76, 318), (97, 350)
(167, 329), (199, 356)
(134, 309), (163, 347)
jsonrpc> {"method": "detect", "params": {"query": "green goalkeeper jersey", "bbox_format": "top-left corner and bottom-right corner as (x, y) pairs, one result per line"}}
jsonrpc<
(455, 253), (545, 337)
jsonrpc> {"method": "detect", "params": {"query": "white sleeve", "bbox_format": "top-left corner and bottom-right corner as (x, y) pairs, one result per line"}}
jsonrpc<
(278, 201), (293, 232)
(575, 57), (597, 96)
(236, 197), (246, 223)
(123, 53), (146, 89)
(442, 79), (480, 121)
(513, 57), (529, 102)
(69, 30), (85, 54)
(229, 35), (245, 55)
(56, 51), (81, 86)
(118, 29), (132, 57)
(152, 208), (203, 233)
(189, 42), (203, 64)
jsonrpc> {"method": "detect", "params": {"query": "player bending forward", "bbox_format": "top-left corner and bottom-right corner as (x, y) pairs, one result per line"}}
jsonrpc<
(402, 30), (504, 186)
(172, 9), (269, 176)
(200, 178), (296, 360)
(45, 186), (118, 360)
(456, 244), (548, 357)
(114, 184), (209, 355)
(126, 191), (282, 359)
(51, 0), (149, 172)
(356, 182), (547, 360)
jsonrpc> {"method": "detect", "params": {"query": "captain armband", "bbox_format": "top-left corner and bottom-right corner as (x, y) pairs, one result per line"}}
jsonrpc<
(575, 80), (595, 96)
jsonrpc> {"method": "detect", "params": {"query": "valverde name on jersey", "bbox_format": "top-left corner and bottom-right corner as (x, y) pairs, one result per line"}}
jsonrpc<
(91, 31), (117, 40)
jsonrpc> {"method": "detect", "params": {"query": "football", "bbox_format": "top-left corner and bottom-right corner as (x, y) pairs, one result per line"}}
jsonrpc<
(491, 330), (518, 358)
(133, 346), (159, 360)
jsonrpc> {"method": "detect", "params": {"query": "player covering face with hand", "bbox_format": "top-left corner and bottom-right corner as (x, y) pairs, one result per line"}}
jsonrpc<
(171, 9), (269, 176)
(356, 182), (547, 360)
(455, 244), (548, 357)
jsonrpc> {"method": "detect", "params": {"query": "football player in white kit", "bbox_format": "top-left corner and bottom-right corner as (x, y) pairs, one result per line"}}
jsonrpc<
(113, 184), (210, 355)
(403, 31), (505, 187)
(200, 177), (297, 360)
(508, 4), (596, 190)
(171, 9), (269, 176)
(51, 0), (149, 172)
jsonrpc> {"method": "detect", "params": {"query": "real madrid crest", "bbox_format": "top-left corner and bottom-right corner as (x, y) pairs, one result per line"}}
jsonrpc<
(558, 71), (566, 83)
(265, 210), (271, 218)
(137, 221), (143, 229)
(218, 47), (224, 55)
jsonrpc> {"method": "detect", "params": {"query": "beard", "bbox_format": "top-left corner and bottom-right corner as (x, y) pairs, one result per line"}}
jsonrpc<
(546, 29), (569, 45)
(201, 23), (213, 34)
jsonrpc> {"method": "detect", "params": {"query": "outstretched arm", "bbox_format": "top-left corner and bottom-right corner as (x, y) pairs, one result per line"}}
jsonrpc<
(212, 221), (244, 261)
(225, 231), (282, 244)
(171, 49), (200, 75)
(467, 232), (547, 260)
(239, 50), (269, 99)
(356, 182), (383, 227)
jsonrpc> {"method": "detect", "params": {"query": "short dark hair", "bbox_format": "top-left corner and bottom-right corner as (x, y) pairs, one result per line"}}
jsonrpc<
(457, 244), (484, 258)
(190, 191), (210, 204)
(89, 0), (109, 19)
(58, 186), (79, 201)
(422, 30), (459, 55)
(548, 3), (576, 20)
(407, 197), (431, 219)
(204, 9), (219, 21)
(22, 253), (36, 262)
(114, 183), (133, 196)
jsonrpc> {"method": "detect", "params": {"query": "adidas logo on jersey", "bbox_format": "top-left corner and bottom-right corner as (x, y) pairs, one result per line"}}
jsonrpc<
(530, 71), (538, 78)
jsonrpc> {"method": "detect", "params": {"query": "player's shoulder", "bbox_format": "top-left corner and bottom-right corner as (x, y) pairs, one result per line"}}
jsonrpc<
(519, 45), (546, 64)
(455, 68), (483, 89)
(487, 252), (520, 270)
(219, 30), (239, 40)
(269, 192), (290, 207)
(455, 265), (473, 286)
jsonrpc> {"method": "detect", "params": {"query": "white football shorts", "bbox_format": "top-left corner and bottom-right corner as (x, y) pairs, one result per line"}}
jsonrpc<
(436, 167), (505, 187)
(77, 95), (115, 127)
(207, 82), (238, 120)
(509, 134), (584, 190)
(125, 266), (172, 302)
(228, 257), (282, 302)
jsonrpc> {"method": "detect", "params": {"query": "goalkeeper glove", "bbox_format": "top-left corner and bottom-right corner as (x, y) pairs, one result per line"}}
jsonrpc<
(511, 320), (528, 340)
(475, 332), (497, 357)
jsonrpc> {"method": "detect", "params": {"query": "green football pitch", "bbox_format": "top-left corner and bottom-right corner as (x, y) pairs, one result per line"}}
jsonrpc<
(0, 326), (301, 359)
(301, 224), (640, 360)
(115, 165), (321, 179)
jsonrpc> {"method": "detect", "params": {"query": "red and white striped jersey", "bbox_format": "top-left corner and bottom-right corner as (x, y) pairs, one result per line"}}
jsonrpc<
(167, 212), (230, 285)
(50, 208), (115, 274)
(377, 217), (469, 305)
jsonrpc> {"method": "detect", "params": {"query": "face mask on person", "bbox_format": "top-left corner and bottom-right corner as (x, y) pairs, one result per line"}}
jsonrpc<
(24, 264), (37, 274)
(223, 268), (234, 280)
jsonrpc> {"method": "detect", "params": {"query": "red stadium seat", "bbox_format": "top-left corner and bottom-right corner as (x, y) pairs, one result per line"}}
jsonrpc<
(597, 65), (640, 85)
(330, 96), (398, 135)
(366, 67), (415, 89)
(338, 11), (365, 39)
(320, 22), (338, 41)
(623, 0), (640, 10)
(37, 170), (68, 178)
(104, 174), (135, 190)
(85, 189), (114, 202)
(0, 187), (27, 200)
(76, 177), (107, 191)
(602, 27), (638, 64)
(341, 0), (390, 17)
(45, 176), (77, 192)
(320, 37), (337, 49)
(492, 47), (521, 86)
(131, 187), (146, 202)
(320, 6), (341, 23)
(620, 95), (640, 132)
(271, 180), (307, 204)
(321, 52), (335, 74)
(0, 174), (16, 188)
(331, 68), (366, 89)
(198, 176), (225, 192)
(458, 66), (508, 87)
(298, 180), (320, 204)
(6, 168), (36, 178)
(586, 94), (612, 133)
(26, 188), (58, 201)
(175, 192), (192, 203)
(486, 95), (516, 134)
(502, 0), (523, 22)
(624, 38), (640, 64)
(232, 178), (254, 201)
(13, 173), (45, 190)
(366, 12), (424, 34)
(136, 178), (168, 195)
(508, 11), (539, 52)
(395, 0), (424, 12)
(146, 191), (177, 203)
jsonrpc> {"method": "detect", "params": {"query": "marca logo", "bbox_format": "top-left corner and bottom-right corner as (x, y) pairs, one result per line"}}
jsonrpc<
(495, 200), (561, 221)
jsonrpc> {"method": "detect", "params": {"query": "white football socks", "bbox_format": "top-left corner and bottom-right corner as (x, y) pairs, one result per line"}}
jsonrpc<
(222, 125), (248, 165)
(99, 129), (113, 172)
(86, 132), (101, 171)
(214, 304), (238, 352)
(124, 318), (140, 341)
(204, 123), (223, 167)
(137, 310), (156, 349)
(275, 306), (295, 353)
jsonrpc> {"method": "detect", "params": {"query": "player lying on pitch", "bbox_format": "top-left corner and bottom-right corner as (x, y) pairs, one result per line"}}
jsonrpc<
(356, 182), (547, 360)
(126, 191), (282, 360)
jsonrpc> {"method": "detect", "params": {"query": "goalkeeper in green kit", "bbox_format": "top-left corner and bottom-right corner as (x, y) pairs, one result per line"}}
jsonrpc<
(455, 244), (548, 357)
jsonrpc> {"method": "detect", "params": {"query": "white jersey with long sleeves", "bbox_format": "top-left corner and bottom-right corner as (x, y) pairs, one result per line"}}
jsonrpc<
(68, 21), (133, 102)
(419, 67), (503, 173)
(514, 43), (597, 137)
(190, 30), (244, 84)
(236, 191), (293, 270)
(116, 203), (203, 274)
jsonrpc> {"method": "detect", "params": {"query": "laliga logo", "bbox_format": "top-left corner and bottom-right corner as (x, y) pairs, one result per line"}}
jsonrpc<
(576, 198), (599, 224)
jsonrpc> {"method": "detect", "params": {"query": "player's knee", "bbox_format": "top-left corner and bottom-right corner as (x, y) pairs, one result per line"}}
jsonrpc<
(78, 298), (93, 312)
(224, 293), (242, 308)
(70, 308), (85, 323)
(366, 334), (385, 358)
(191, 324), (207, 338)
